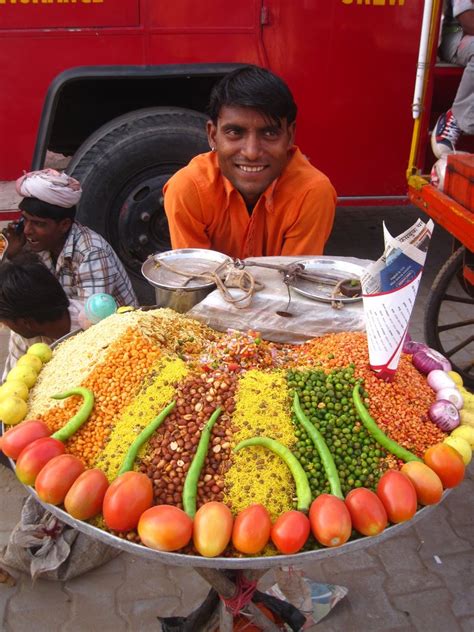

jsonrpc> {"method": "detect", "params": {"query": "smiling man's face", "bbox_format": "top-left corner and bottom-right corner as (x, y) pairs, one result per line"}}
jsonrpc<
(207, 105), (295, 208)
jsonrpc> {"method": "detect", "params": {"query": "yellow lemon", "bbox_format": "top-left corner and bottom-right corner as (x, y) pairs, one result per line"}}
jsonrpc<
(6, 365), (37, 389)
(443, 436), (472, 465)
(0, 396), (28, 426)
(27, 342), (52, 363)
(450, 426), (474, 449)
(117, 306), (135, 314)
(0, 380), (29, 402)
(17, 354), (43, 374)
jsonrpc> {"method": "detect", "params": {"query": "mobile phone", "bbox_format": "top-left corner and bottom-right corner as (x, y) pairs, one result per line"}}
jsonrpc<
(14, 218), (25, 234)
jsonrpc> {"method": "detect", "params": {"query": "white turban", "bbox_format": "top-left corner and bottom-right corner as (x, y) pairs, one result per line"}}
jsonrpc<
(16, 168), (82, 208)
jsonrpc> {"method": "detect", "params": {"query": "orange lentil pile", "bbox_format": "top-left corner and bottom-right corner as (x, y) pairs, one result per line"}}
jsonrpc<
(297, 332), (445, 457)
(39, 328), (161, 467)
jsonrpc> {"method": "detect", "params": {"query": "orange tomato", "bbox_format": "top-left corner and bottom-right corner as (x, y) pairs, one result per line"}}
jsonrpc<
(103, 471), (153, 532)
(309, 494), (352, 547)
(376, 470), (417, 523)
(15, 437), (65, 486)
(138, 505), (193, 552)
(271, 510), (310, 554)
(423, 443), (465, 488)
(401, 461), (443, 505)
(64, 468), (109, 520)
(193, 502), (233, 557)
(35, 454), (85, 505)
(232, 504), (272, 554)
(345, 488), (388, 536)
(1, 420), (51, 460)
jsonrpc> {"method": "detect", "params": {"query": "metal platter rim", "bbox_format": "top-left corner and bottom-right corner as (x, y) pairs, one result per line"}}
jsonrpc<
(23, 483), (449, 570)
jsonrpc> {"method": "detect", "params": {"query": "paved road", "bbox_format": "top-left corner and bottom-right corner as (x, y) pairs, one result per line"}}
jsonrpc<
(1, 205), (473, 632)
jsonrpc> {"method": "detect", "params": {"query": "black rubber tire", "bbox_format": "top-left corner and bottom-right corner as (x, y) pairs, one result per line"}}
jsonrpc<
(67, 107), (209, 288)
(424, 246), (474, 388)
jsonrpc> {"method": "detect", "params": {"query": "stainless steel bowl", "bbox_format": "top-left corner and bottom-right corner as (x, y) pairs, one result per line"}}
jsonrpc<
(141, 248), (230, 313)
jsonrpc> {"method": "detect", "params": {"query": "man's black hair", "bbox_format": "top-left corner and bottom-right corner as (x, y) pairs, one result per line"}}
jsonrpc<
(208, 65), (297, 126)
(0, 255), (69, 323)
(19, 197), (76, 221)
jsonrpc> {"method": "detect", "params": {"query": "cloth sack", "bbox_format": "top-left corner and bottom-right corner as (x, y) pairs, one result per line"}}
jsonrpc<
(1, 496), (120, 581)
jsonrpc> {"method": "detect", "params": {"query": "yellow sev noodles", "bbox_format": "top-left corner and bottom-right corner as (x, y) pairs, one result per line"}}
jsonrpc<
(223, 370), (296, 520)
(93, 357), (188, 481)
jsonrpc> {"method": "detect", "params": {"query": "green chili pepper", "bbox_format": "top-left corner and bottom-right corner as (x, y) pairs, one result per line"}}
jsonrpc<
(233, 436), (312, 512)
(182, 407), (222, 518)
(353, 384), (422, 463)
(50, 387), (95, 443)
(293, 392), (344, 499)
(118, 401), (176, 476)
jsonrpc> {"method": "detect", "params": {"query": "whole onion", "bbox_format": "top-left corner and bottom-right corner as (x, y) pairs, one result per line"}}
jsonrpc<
(412, 348), (452, 374)
(429, 399), (460, 432)
(427, 369), (456, 392)
(436, 387), (464, 410)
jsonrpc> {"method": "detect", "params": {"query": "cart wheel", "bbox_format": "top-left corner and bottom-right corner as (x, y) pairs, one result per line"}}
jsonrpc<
(425, 246), (474, 389)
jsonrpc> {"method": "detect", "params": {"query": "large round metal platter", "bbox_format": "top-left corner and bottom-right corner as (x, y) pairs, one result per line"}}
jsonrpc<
(289, 259), (366, 304)
(4, 318), (450, 570)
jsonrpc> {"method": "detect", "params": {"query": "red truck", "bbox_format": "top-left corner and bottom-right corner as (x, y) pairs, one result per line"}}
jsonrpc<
(0, 0), (469, 276)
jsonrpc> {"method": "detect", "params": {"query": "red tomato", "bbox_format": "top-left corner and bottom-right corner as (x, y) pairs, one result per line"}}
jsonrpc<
(35, 454), (85, 505)
(271, 510), (310, 554)
(309, 494), (352, 547)
(401, 461), (443, 505)
(193, 502), (233, 557)
(345, 488), (388, 536)
(423, 443), (465, 489)
(138, 505), (193, 552)
(232, 504), (272, 554)
(376, 470), (417, 523)
(1, 420), (51, 460)
(103, 471), (153, 532)
(15, 437), (65, 486)
(64, 469), (109, 520)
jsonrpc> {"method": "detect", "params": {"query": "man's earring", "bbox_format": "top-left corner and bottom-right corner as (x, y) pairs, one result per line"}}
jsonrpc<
(211, 146), (216, 152)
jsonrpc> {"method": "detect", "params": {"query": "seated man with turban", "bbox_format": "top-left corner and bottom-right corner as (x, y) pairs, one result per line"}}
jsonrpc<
(3, 169), (137, 307)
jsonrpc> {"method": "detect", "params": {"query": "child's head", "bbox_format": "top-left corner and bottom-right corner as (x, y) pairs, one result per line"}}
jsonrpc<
(0, 255), (69, 338)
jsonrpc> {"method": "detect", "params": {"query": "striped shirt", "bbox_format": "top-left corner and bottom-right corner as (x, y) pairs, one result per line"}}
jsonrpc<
(37, 222), (138, 307)
(2, 300), (83, 381)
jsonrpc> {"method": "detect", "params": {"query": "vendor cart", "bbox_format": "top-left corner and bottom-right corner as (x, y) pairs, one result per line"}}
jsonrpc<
(408, 171), (474, 389)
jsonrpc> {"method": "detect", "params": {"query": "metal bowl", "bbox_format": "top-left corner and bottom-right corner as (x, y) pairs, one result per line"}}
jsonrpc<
(141, 248), (230, 313)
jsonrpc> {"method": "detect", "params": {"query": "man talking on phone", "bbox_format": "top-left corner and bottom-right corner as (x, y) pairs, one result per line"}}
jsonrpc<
(3, 169), (137, 307)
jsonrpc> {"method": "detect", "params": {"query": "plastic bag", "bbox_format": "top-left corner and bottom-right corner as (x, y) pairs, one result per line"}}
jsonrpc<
(1, 496), (120, 581)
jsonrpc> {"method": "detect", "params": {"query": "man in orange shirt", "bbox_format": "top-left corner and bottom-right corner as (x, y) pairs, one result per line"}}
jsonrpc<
(164, 65), (336, 259)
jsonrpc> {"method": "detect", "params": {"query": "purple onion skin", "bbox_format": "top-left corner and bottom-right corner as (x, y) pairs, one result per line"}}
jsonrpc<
(412, 348), (452, 374)
(403, 339), (429, 355)
(428, 399), (460, 432)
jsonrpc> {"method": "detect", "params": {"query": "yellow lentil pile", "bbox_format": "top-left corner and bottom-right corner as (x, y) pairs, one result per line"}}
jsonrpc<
(224, 370), (296, 520)
(93, 356), (188, 480)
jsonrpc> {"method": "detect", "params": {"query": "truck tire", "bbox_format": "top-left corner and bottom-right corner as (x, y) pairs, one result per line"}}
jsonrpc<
(67, 107), (209, 281)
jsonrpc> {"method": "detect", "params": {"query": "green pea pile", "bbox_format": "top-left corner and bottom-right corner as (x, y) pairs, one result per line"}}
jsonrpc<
(287, 367), (386, 497)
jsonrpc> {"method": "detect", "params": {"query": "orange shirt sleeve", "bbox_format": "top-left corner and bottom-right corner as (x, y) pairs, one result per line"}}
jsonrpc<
(280, 179), (336, 256)
(163, 169), (212, 250)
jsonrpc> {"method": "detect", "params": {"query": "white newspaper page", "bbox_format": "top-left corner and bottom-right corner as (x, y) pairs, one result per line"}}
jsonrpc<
(361, 219), (434, 380)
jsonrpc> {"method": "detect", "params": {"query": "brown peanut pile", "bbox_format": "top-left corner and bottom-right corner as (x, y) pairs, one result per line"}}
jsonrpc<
(139, 369), (237, 508)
